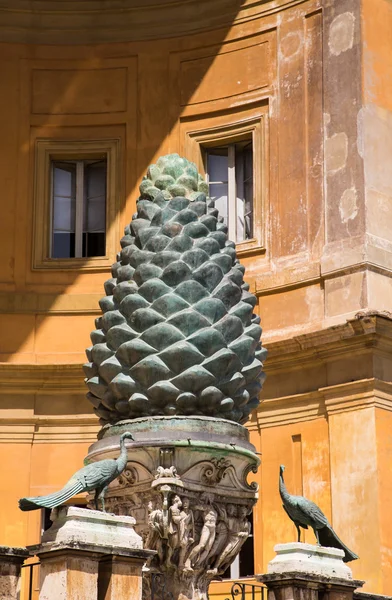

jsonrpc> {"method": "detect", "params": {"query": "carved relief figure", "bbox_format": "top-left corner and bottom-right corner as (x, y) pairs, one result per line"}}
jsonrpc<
(184, 505), (217, 571)
(210, 504), (251, 574)
(146, 498), (165, 566)
(166, 495), (183, 567)
(178, 497), (195, 569)
(206, 519), (228, 568)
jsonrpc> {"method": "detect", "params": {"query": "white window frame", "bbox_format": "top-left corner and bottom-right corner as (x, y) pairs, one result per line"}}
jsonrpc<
(50, 158), (106, 259)
(32, 138), (120, 271)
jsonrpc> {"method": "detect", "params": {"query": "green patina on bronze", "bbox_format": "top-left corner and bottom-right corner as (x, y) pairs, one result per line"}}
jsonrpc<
(84, 153), (266, 425)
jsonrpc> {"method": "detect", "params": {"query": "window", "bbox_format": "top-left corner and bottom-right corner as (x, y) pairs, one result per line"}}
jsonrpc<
(223, 511), (254, 580)
(32, 138), (120, 270)
(51, 159), (106, 259)
(184, 111), (267, 257)
(205, 140), (253, 244)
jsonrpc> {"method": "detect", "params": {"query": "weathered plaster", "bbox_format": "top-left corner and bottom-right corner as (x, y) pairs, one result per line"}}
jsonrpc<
(325, 132), (348, 174)
(339, 187), (359, 223)
(279, 31), (303, 60)
(328, 12), (355, 56)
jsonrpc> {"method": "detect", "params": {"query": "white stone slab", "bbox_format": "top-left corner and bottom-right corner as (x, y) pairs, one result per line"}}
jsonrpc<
(41, 506), (142, 550)
(268, 542), (352, 580)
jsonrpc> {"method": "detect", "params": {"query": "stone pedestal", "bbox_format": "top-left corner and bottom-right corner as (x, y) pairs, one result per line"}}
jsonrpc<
(98, 555), (144, 600)
(86, 416), (260, 600)
(27, 506), (153, 600)
(0, 546), (29, 600)
(267, 543), (353, 580)
(258, 543), (364, 600)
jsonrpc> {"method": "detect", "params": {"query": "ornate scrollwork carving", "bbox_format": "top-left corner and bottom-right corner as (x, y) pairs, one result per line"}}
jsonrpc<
(118, 466), (138, 487)
(200, 457), (231, 486)
(244, 462), (259, 491)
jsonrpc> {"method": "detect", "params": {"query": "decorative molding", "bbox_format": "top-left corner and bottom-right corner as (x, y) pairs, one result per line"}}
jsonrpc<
(0, 292), (102, 314)
(0, 418), (99, 443)
(0, 364), (86, 393)
(322, 378), (392, 416)
(257, 314), (392, 428)
(263, 313), (392, 376)
(0, 0), (313, 45)
(257, 379), (392, 429)
(255, 261), (321, 295)
(257, 390), (325, 429)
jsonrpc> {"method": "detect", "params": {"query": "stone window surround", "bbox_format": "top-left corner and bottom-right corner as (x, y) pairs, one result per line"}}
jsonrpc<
(32, 138), (120, 271)
(183, 112), (268, 258)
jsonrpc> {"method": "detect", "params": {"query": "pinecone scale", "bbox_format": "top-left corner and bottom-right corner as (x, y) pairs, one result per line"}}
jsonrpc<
(85, 154), (266, 425)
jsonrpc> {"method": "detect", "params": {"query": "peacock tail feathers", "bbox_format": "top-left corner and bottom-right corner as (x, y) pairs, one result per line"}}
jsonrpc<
(19, 480), (84, 512)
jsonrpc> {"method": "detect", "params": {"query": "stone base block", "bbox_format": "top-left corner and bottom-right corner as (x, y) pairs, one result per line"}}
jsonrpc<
(0, 546), (29, 600)
(268, 543), (353, 580)
(28, 507), (153, 600)
(41, 506), (142, 550)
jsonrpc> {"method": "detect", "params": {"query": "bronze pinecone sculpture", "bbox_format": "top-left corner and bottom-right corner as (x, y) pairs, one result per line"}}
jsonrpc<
(84, 154), (266, 425)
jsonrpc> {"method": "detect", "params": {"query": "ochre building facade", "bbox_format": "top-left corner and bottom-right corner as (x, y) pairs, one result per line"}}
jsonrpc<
(0, 0), (391, 597)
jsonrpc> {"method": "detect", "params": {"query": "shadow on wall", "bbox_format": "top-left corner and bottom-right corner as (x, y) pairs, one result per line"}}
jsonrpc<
(0, 1), (245, 363)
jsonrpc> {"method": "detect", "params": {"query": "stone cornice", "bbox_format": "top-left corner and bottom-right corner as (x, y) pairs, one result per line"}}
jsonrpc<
(1, 314), (391, 437)
(0, 364), (85, 393)
(263, 312), (392, 376)
(0, 364), (99, 442)
(0, 418), (99, 443)
(257, 379), (392, 429)
(0, 0), (307, 45)
(257, 390), (325, 429)
(322, 379), (392, 416)
(0, 292), (102, 315)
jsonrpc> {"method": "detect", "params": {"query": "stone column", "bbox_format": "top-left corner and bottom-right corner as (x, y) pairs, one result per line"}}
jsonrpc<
(258, 543), (364, 600)
(0, 546), (29, 600)
(27, 506), (153, 600)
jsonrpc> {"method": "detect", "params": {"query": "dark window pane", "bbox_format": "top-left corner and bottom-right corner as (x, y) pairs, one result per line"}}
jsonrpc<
(239, 512), (254, 577)
(52, 232), (75, 258)
(83, 232), (106, 258)
(42, 508), (52, 532)
(239, 535), (254, 577)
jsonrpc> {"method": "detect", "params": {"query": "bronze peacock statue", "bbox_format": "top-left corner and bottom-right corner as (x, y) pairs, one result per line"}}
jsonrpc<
(19, 432), (134, 513)
(279, 465), (358, 562)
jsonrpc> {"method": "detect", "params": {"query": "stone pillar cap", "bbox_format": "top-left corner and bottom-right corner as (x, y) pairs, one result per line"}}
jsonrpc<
(0, 546), (29, 559)
(31, 506), (143, 554)
(274, 542), (345, 559)
(266, 542), (353, 580)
